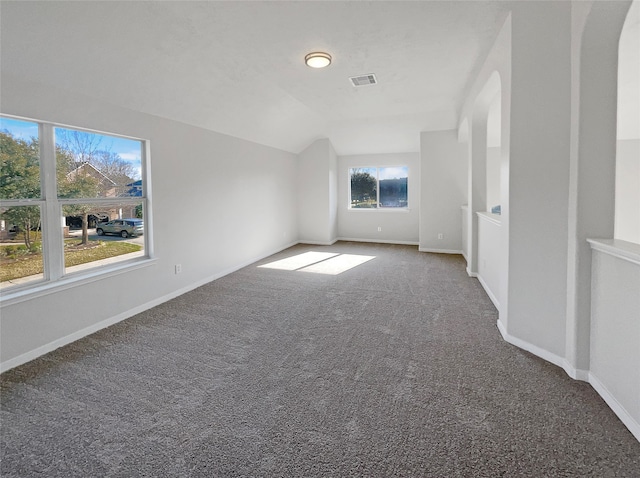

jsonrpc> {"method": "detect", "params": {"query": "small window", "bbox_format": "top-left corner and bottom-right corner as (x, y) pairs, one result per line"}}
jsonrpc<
(349, 166), (408, 209)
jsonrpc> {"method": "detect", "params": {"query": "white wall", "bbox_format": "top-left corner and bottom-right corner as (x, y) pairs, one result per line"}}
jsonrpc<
(297, 138), (338, 245)
(506, 2), (573, 360)
(337, 152), (419, 244)
(477, 212), (502, 309)
(419, 130), (467, 252)
(329, 142), (339, 242)
(0, 74), (298, 367)
(486, 147), (501, 212)
(588, 240), (640, 441)
(461, 205), (469, 261)
(615, 139), (640, 244)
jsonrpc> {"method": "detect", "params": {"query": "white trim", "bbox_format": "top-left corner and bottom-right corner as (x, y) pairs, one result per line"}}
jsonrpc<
(587, 238), (640, 266)
(476, 211), (502, 226)
(1, 258), (156, 307)
(496, 320), (565, 368)
(564, 361), (590, 381)
(338, 237), (419, 246)
(495, 319), (589, 381)
(419, 247), (463, 254)
(0, 241), (298, 373)
(298, 239), (339, 246)
(477, 274), (500, 309)
(347, 208), (411, 213)
(466, 267), (477, 278)
(589, 372), (640, 442)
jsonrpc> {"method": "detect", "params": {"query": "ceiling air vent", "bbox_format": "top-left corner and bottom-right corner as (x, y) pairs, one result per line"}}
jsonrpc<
(349, 74), (377, 87)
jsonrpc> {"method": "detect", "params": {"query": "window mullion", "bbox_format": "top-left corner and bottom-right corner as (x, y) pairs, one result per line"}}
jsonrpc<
(376, 168), (380, 209)
(40, 123), (64, 281)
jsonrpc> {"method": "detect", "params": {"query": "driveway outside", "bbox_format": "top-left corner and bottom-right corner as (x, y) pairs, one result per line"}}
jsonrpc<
(68, 228), (144, 246)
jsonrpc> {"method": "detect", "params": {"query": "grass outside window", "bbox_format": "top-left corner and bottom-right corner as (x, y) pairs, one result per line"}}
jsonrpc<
(1, 239), (142, 283)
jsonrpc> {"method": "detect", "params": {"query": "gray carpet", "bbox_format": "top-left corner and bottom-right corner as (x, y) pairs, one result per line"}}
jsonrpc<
(1, 241), (639, 477)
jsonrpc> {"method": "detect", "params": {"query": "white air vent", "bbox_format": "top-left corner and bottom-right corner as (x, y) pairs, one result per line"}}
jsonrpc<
(349, 74), (377, 87)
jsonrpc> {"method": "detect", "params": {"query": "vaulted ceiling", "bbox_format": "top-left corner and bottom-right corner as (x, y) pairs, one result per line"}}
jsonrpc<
(1, 1), (637, 154)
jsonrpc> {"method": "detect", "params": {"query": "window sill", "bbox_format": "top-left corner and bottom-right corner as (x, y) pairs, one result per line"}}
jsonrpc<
(347, 208), (411, 213)
(0, 257), (157, 307)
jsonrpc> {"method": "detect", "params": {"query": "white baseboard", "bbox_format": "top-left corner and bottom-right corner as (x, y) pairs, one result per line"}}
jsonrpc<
(497, 320), (639, 443)
(298, 239), (339, 246)
(0, 240), (299, 374)
(418, 247), (463, 254)
(590, 373), (640, 442)
(466, 267), (477, 278)
(495, 319), (575, 378)
(337, 237), (419, 246)
(496, 320), (590, 381)
(477, 274), (500, 310)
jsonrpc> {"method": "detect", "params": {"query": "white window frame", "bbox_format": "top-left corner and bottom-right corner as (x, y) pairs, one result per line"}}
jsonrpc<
(0, 114), (155, 305)
(348, 165), (409, 211)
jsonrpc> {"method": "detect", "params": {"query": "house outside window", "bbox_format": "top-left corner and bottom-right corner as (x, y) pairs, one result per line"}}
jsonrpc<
(349, 166), (408, 209)
(0, 115), (151, 295)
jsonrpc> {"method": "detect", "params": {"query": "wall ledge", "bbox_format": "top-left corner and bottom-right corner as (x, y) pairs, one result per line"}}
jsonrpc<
(477, 211), (502, 226)
(587, 238), (640, 266)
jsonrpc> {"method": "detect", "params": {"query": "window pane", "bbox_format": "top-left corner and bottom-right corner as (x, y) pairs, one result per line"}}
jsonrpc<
(0, 205), (44, 288)
(379, 166), (408, 208)
(350, 167), (378, 208)
(0, 117), (40, 199)
(55, 128), (142, 199)
(63, 202), (145, 274)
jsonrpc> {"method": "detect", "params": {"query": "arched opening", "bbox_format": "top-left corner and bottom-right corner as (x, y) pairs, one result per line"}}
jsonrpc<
(468, 71), (503, 310)
(615, 0), (640, 244)
(486, 92), (501, 214)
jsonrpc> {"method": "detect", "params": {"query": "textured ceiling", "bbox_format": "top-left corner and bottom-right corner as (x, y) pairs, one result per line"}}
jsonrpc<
(1, 1), (637, 154)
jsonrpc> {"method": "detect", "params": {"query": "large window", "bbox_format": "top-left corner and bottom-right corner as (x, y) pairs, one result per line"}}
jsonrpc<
(1, 115), (150, 293)
(349, 166), (408, 209)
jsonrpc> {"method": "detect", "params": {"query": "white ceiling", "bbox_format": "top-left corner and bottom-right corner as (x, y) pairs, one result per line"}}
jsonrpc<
(1, 1), (637, 154)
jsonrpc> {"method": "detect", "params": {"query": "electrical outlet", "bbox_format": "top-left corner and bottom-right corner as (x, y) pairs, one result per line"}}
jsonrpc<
(175, 264), (182, 274)
(378, 227), (382, 232)
(438, 233), (444, 240)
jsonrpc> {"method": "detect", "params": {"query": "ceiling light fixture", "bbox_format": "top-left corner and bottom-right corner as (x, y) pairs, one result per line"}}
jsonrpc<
(305, 52), (332, 68)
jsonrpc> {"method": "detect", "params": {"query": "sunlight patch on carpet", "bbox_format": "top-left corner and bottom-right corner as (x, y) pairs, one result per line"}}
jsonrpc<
(258, 252), (339, 271)
(299, 254), (376, 275)
(258, 251), (375, 275)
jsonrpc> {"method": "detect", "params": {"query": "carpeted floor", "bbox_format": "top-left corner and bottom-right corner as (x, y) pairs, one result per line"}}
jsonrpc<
(1, 242), (639, 477)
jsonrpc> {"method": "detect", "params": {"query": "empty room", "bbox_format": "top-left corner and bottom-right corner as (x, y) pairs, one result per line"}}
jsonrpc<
(1, 0), (639, 476)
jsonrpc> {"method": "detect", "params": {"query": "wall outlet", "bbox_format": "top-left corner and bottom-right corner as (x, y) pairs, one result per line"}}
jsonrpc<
(438, 233), (444, 240)
(175, 264), (182, 274)
(378, 226), (382, 232)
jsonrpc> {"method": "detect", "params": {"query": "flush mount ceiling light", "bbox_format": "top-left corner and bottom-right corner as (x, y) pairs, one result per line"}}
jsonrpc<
(305, 52), (332, 68)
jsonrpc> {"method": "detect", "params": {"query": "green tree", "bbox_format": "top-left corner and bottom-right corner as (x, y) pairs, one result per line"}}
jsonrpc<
(350, 170), (377, 207)
(0, 131), (41, 248)
(57, 149), (101, 245)
(0, 131), (40, 199)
